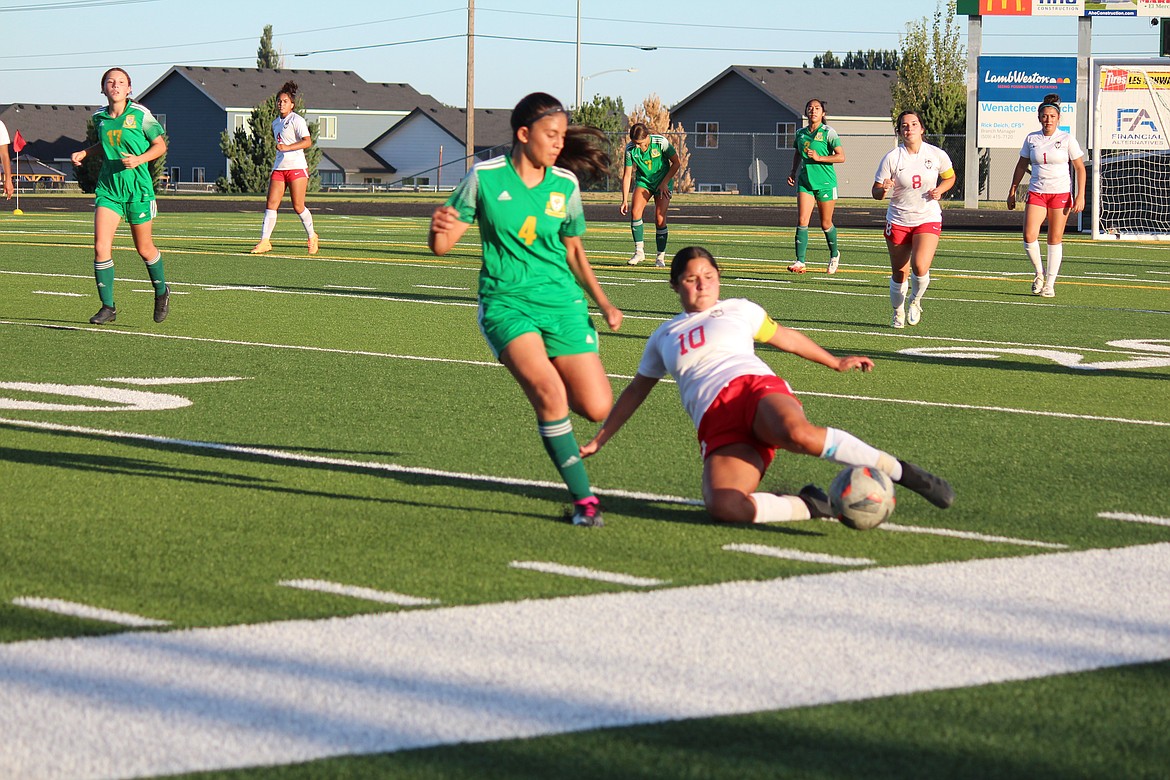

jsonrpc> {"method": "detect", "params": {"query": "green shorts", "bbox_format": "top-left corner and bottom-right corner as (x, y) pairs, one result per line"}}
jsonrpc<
(634, 178), (673, 198)
(95, 196), (157, 225)
(478, 294), (599, 360)
(796, 180), (837, 202)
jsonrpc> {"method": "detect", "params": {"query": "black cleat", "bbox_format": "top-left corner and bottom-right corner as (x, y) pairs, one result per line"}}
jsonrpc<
(797, 484), (833, 518)
(569, 500), (605, 527)
(89, 305), (117, 324)
(153, 287), (170, 323)
(896, 460), (955, 508)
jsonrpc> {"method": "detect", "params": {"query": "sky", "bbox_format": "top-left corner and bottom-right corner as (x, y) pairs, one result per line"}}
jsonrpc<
(0, 0), (1163, 111)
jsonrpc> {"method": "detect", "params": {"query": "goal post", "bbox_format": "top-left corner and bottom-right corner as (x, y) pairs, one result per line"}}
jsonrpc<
(1091, 60), (1170, 241)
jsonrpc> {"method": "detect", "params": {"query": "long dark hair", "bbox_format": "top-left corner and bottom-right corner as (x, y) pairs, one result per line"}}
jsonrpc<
(670, 246), (720, 286)
(510, 92), (609, 183)
(278, 81), (299, 101)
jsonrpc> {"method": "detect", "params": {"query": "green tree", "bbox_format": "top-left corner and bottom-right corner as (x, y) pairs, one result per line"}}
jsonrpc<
(216, 93), (321, 193)
(891, 0), (972, 198)
(74, 117), (168, 194)
(843, 49), (901, 70)
(574, 94), (626, 190)
(256, 25), (282, 68)
(812, 50), (841, 69)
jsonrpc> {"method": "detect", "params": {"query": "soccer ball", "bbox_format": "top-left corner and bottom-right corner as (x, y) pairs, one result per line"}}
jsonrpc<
(829, 466), (896, 530)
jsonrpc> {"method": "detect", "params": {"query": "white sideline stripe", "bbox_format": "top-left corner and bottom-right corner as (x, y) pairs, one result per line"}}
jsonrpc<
(722, 544), (874, 566)
(878, 522), (1068, 549)
(1097, 511), (1170, 527)
(11, 597), (170, 628)
(32, 290), (86, 297)
(100, 376), (249, 386)
(1, 544), (1168, 780)
(278, 580), (438, 607)
(509, 561), (667, 587)
(323, 285), (376, 290)
(3, 319), (1166, 428)
(412, 284), (469, 290)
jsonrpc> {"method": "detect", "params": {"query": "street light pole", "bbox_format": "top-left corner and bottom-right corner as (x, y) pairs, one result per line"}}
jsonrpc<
(575, 0), (582, 108)
(578, 68), (638, 105)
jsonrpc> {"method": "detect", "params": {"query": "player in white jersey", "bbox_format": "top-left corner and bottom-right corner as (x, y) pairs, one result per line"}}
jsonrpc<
(581, 246), (954, 526)
(1007, 95), (1086, 298)
(250, 81), (319, 256)
(873, 110), (956, 328)
(0, 119), (12, 200)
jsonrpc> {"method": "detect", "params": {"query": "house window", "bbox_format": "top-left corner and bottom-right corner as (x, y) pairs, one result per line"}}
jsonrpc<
(402, 176), (430, 187)
(317, 116), (338, 140)
(776, 122), (796, 149)
(696, 183), (723, 192)
(695, 122), (719, 149)
(193, 167), (205, 183)
(169, 166), (180, 183)
(155, 113), (167, 130)
(233, 114), (251, 135)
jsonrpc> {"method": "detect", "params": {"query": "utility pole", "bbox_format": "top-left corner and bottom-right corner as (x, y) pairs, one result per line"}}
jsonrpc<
(466, 0), (475, 172)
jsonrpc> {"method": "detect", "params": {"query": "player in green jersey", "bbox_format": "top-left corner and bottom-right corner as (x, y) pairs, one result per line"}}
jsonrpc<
(786, 99), (845, 274)
(621, 123), (681, 267)
(71, 67), (169, 325)
(429, 92), (622, 527)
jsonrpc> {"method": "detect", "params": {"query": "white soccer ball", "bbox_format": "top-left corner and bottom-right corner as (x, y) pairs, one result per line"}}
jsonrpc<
(829, 466), (896, 530)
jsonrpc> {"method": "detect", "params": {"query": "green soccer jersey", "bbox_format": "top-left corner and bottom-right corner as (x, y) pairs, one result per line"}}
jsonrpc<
(624, 134), (677, 191)
(447, 154), (587, 304)
(92, 99), (164, 203)
(794, 123), (841, 191)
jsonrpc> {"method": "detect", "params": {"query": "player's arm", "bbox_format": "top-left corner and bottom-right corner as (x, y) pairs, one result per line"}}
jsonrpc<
(928, 168), (957, 201)
(809, 140), (845, 164)
(658, 151), (682, 199)
(764, 320), (873, 373)
(787, 139), (802, 185)
(1007, 156), (1030, 210)
(1, 144), (11, 199)
(580, 373), (659, 458)
(428, 206), (470, 256)
(563, 234), (622, 332)
(278, 122), (313, 153)
(619, 162), (634, 214)
(71, 142), (103, 166)
(1070, 155), (1087, 213)
(120, 134), (166, 170)
(872, 156), (893, 200)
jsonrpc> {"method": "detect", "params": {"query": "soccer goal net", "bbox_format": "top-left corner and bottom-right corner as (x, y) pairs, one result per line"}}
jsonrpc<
(1092, 62), (1170, 241)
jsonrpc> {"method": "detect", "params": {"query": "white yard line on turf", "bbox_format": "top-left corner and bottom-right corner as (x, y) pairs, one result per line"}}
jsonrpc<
(11, 597), (170, 627)
(722, 544), (875, 566)
(32, 291), (87, 297)
(1, 544), (1167, 780)
(1097, 512), (1170, 527)
(510, 561), (668, 587)
(277, 580), (438, 607)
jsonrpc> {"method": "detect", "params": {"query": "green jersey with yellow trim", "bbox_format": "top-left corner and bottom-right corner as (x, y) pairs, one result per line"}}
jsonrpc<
(624, 134), (677, 190)
(447, 154), (587, 304)
(92, 99), (164, 203)
(794, 123), (841, 191)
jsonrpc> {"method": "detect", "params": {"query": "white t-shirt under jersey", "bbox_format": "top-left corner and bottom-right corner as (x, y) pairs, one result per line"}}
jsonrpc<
(873, 142), (955, 227)
(638, 298), (779, 429)
(0, 119), (10, 146)
(272, 111), (311, 171)
(1020, 130), (1084, 194)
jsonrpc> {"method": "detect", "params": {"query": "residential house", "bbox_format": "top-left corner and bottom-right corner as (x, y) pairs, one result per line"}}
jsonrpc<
(368, 104), (514, 189)
(670, 66), (899, 197)
(0, 103), (99, 182)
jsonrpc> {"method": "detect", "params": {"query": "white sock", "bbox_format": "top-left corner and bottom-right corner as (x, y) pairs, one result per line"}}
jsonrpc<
(1024, 240), (1043, 276)
(1045, 243), (1063, 286)
(910, 272), (930, 305)
(634, 241), (645, 254)
(820, 427), (902, 481)
(297, 208), (315, 237)
(260, 209), (278, 240)
(751, 492), (811, 523)
(889, 277), (908, 311)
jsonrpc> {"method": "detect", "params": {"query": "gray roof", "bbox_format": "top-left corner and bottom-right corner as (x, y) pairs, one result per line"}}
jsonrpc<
(672, 65), (898, 118)
(139, 66), (445, 113)
(377, 104), (513, 151)
(0, 103), (100, 161)
(320, 147), (395, 174)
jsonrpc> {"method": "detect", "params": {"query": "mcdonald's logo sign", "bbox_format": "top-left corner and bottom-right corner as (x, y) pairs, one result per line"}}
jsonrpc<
(957, 0), (1034, 13)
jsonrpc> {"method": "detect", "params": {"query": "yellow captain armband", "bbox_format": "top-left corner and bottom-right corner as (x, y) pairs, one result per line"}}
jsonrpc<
(754, 315), (779, 343)
(940, 168), (956, 179)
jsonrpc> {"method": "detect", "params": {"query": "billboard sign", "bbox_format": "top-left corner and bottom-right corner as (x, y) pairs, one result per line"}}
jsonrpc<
(1096, 67), (1170, 148)
(978, 56), (1078, 147)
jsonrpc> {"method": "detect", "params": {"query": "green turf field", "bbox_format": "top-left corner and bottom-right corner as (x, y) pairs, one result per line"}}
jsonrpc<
(2, 208), (1168, 778)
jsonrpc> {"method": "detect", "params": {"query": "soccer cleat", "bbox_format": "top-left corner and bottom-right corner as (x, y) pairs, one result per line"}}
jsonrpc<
(89, 305), (117, 325)
(627, 251), (645, 266)
(787, 260), (807, 273)
(797, 484), (833, 519)
(1031, 274), (1045, 295)
(250, 239), (272, 254)
(891, 308), (906, 329)
(1040, 285), (1055, 298)
(655, 252), (667, 268)
(907, 301), (922, 326)
(153, 287), (170, 323)
(895, 460), (955, 509)
(827, 255), (840, 274)
(570, 499), (605, 527)
(307, 233), (319, 255)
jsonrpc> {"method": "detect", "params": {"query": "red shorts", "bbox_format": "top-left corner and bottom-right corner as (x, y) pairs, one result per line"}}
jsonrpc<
(1027, 191), (1071, 209)
(884, 221), (942, 246)
(270, 169), (308, 183)
(696, 374), (798, 469)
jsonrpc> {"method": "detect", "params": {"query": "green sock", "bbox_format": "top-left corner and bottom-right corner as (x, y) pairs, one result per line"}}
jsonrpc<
(631, 219), (644, 244)
(144, 252), (167, 296)
(825, 226), (839, 257)
(655, 227), (668, 254)
(539, 416), (594, 502)
(94, 259), (115, 308)
(795, 226), (809, 263)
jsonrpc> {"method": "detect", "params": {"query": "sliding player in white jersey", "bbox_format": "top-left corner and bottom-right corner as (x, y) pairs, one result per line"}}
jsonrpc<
(1007, 94), (1086, 298)
(873, 110), (956, 328)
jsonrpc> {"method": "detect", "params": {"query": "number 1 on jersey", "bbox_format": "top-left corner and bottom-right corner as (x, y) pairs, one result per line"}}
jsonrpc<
(518, 216), (538, 246)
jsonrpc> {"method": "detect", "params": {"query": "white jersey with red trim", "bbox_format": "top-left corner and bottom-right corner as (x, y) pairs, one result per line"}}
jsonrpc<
(873, 142), (954, 227)
(272, 111), (311, 171)
(1020, 130), (1084, 194)
(638, 298), (779, 429)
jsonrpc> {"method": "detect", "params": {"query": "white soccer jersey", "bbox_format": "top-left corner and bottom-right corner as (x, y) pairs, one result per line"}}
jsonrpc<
(0, 120), (9, 146)
(1020, 130), (1084, 194)
(638, 298), (778, 429)
(873, 142), (954, 227)
(272, 111), (311, 171)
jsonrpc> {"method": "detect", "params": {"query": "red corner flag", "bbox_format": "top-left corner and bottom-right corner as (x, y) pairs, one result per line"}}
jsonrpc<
(12, 131), (26, 153)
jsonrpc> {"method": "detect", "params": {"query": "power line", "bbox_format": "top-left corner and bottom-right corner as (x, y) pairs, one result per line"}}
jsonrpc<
(0, 0), (158, 12)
